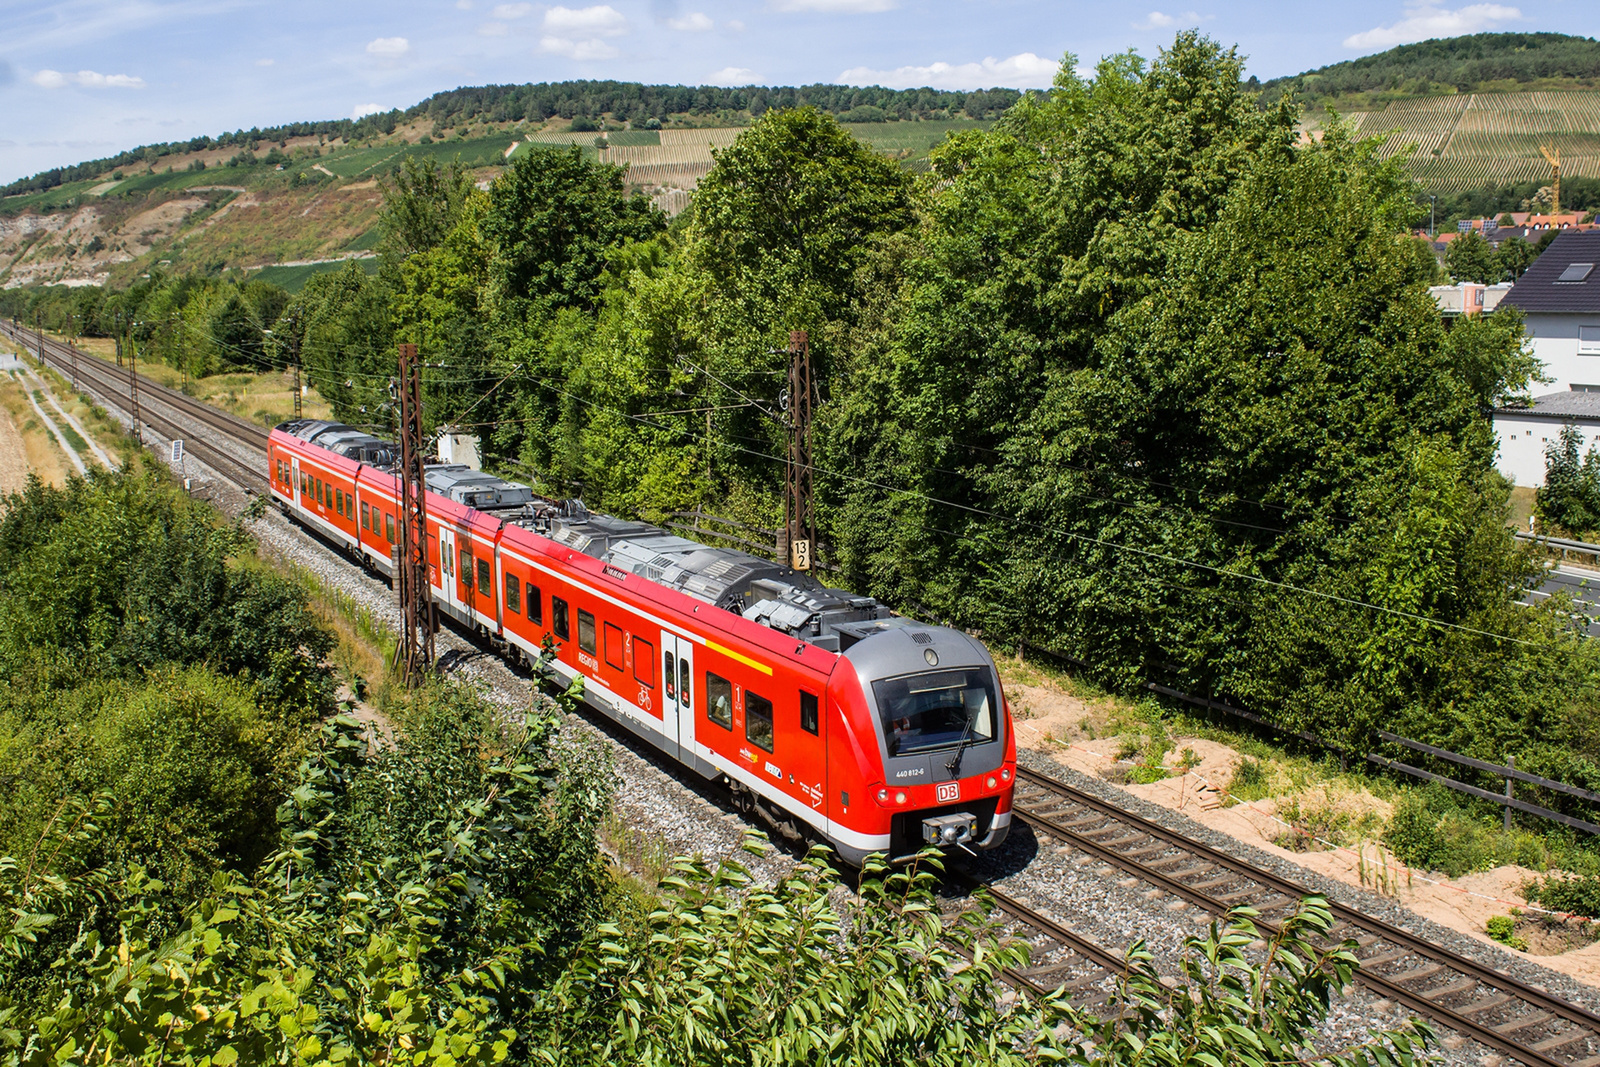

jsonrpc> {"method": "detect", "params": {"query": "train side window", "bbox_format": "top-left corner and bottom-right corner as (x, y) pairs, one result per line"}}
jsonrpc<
(385, 513), (395, 544)
(634, 637), (655, 687)
(505, 573), (520, 614)
(800, 691), (819, 736)
(578, 609), (596, 654)
(527, 583), (542, 625)
(552, 597), (569, 640)
(336, 490), (344, 517)
(460, 548), (473, 587)
(663, 650), (676, 700)
(746, 691), (774, 752)
(706, 672), (732, 729)
(603, 622), (624, 670)
(680, 659), (691, 709)
(361, 502), (370, 530)
(476, 558), (491, 595)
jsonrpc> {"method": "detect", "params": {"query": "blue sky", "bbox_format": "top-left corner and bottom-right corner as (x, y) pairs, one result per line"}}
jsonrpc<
(2, 0), (1598, 185)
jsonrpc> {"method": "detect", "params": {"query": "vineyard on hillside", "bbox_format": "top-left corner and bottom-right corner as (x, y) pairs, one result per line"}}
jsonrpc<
(1337, 91), (1600, 189)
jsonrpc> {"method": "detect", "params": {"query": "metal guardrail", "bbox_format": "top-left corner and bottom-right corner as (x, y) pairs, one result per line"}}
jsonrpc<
(1516, 530), (1600, 555)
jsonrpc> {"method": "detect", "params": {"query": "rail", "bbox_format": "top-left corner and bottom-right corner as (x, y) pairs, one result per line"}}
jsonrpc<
(1010, 765), (1600, 1067)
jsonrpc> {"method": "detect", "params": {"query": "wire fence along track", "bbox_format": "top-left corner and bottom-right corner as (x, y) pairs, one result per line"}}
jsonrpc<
(1009, 766), (1600, 1067)
(0, 324), (266, 492)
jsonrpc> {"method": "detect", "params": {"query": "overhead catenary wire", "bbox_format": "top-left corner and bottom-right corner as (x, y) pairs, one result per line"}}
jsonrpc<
(500, 366), (1546, 650)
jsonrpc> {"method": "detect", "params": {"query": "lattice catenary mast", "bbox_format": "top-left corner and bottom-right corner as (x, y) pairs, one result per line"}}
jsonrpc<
(395, 342), (436, 683)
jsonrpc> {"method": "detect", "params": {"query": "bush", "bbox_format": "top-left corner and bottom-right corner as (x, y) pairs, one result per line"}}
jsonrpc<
(1487, 914), (1528, 950)
(1385, 789), (1549, 877)
(0, 664), (303, 900)
(570, 116), (598, 132)
(1527, 873), (1600, 917)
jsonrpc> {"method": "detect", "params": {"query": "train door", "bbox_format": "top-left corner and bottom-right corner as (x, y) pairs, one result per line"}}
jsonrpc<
(792, 687), (828, 829)
(660, 631), (694, 761)
(437, 527), (459, 617)
(290, 456), (302, 519)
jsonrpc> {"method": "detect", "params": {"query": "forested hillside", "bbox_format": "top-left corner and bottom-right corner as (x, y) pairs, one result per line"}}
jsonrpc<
(1262, 32), (1600, 106)
(0, 80), (1017, 202)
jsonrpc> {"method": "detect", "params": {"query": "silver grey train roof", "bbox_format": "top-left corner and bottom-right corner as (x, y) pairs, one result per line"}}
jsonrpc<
(276, 418), (925, 654)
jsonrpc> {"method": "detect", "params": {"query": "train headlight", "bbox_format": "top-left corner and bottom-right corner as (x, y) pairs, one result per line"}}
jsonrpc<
(877, 788), (889, 804)
(987, 776), (997, 789)
(894, 791), (907, 805)
(1001, 767), (1012, 782)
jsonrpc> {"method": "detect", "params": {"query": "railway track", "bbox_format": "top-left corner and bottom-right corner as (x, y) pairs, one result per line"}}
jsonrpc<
(2, 322), (268, 491)
(1009, 765), (1600, 1066)
(14, 322), (1600, 1062)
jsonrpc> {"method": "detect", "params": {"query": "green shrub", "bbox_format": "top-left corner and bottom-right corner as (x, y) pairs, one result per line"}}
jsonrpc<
(1486, 914), (1528, 951)
(1385, 789), (1551, 877)
(1527, 873), (1600, 917)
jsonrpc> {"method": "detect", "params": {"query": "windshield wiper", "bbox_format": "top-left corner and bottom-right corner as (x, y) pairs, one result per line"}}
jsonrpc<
(944, 709), (978, 777)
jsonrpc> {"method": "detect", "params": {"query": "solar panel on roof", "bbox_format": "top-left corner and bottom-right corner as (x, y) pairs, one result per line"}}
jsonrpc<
(1558, 263), (1595, 282)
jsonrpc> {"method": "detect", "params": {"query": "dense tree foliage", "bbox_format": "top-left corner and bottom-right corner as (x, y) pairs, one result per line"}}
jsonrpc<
(1445, 228), (1498, 281)
(1426, 176), (1600, 227)
(240, 33), (1600, 785)
(1261, 32), (1600, 104)
(1538, 424), (1600, 537)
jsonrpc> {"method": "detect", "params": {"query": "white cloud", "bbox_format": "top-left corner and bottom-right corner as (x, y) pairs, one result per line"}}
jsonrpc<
(543, 5), (629, 36)
(1134, 10), (1204, 29)
(479, 21), (509, 34)
(539, 35), (621, 59)
(839, 52), (1059, 90)
(1343, 4), (1520, 50)
(709, 66), (758, 84)
(352, 103), (387, 120)
(256, 57), (275, 66)
(771, 0), (895, 11)
(31, 68), (145, 89)
(366, 36), (411, 56)
(493, 2), (533, 16)
(726, 18), (746, 30)
(668, 11), (714, 31)
(456, 0), (474, 7)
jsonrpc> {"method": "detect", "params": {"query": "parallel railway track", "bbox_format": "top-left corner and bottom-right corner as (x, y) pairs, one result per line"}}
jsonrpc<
(12, 322), (1600, 1064)
(1, 322), (268, 490)
(1010, 765), (1600, 1066)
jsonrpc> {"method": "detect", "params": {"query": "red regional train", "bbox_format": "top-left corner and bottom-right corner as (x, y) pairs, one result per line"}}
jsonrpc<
(267, 419), (1015, 865)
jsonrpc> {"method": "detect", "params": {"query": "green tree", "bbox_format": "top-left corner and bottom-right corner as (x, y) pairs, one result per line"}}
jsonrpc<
(1446, 228), (1498, 282)
(1537, 424), (1600, 536)
(481, 145), (663, 322)
(1496, 234), (1539, 281)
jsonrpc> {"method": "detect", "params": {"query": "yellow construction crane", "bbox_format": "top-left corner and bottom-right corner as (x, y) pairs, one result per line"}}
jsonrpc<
(1540, 143), (1562, 217)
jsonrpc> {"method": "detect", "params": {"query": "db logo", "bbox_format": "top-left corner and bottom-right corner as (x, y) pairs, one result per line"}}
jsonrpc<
(936, 781), (960, 803)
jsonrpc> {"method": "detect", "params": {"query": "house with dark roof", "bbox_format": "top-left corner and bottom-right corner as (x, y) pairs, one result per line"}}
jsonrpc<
(1494, 231), (1600, 485)
(1501, 230), (1600, 394)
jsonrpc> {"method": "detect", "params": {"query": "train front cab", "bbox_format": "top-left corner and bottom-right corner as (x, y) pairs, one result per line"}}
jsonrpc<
(826, 627), (1016, 867)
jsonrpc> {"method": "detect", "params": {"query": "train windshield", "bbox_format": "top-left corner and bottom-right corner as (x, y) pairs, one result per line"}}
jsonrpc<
(873, 669), (996, 757)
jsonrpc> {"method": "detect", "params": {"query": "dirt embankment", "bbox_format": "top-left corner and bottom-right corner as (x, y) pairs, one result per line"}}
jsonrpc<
(1002, 666), (1600, 990)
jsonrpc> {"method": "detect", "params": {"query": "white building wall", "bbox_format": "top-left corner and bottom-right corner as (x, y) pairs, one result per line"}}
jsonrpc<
(1525, 313), (1600, 393)
(1493, 413), (1598, 487)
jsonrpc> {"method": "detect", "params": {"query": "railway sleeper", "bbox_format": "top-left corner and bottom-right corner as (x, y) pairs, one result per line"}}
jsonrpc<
(1386, 962), (1445, 984)
(1535, 1031), (1597, 1054)
(1420, 977), (1480, 1001)
(1457, 995), (1513, 1018)
(1493, 1010), (1553, 1036)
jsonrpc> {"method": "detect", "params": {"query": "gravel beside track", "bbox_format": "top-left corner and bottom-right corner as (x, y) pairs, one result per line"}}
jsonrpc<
(18, 321), (1600, 1063)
